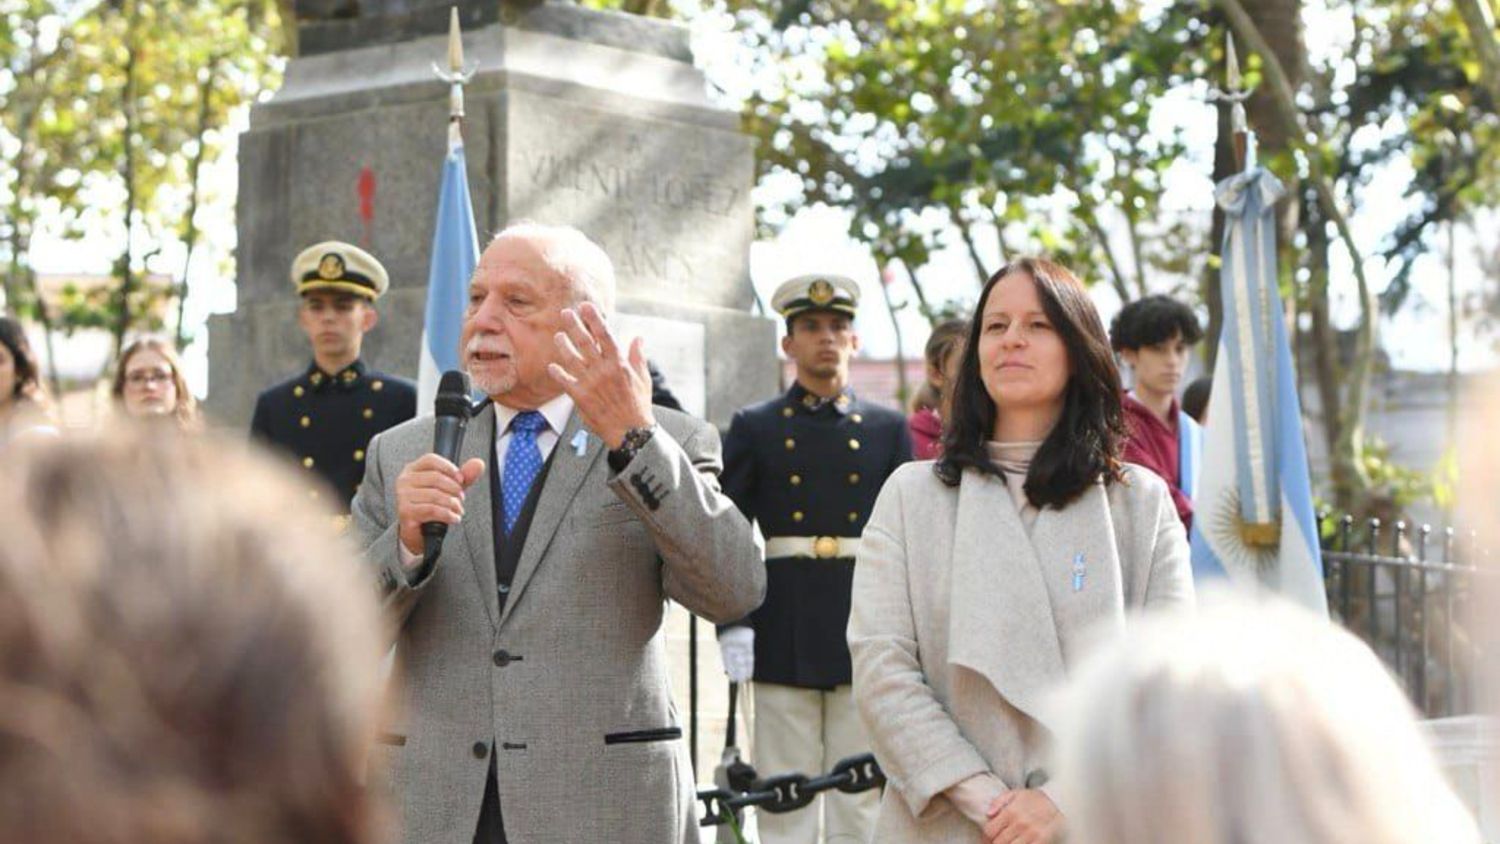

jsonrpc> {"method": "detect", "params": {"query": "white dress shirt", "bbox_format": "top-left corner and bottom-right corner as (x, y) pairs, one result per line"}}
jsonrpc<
(493, 393), (575, 465)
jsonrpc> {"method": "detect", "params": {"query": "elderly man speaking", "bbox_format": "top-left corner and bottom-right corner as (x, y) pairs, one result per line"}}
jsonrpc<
(351, 223), (766, 844)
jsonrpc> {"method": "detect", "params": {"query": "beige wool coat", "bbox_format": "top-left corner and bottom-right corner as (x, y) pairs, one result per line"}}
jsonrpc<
(849, 461), (1194, 842)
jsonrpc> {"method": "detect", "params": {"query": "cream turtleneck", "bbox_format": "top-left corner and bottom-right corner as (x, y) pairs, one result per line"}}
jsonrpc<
(985, 440), (1042, 533)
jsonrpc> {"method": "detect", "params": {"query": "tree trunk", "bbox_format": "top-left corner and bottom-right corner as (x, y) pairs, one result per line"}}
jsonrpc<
(1447, 219), (1461, 449)
(879, 266), (910, 407)
(948, 207), (989, 286)
(1203, 89), (1235, 372)
(174, 57), (221, 351)
(1124, 206), (1147, 298)
(1083, 210), (1134, 303)
(113, 0), (141, 361)
(1454, 0), (1500, 108)
(1305, 195), (1347, 503)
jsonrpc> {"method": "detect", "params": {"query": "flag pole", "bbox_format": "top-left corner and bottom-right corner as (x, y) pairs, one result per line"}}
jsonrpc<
(417, 7), (483, 412)
(1211, 34), (1255, 174)
(434, 8), (478, 152)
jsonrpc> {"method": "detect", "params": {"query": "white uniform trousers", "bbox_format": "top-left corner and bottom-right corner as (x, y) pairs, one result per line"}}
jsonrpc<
(752, 682), (878, 844)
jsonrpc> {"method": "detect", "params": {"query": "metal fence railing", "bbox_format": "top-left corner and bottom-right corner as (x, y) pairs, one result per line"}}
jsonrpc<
(1320, 514), (1486, 719)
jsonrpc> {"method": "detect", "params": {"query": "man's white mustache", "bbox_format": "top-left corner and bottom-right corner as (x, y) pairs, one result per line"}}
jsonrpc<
(466, 335), (507, 355)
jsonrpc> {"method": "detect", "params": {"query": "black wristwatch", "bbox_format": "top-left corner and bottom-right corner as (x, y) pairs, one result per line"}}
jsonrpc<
(607, 425), (657, 473)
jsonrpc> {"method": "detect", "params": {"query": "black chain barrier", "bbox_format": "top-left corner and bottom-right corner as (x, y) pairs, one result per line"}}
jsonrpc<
(697, 753), (885, 827)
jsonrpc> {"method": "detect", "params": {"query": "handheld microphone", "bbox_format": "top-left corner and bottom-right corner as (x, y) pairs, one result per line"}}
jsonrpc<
(417, 370), (474, 579)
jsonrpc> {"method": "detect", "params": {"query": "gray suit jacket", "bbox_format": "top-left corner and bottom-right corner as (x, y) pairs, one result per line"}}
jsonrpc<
(849, 462), (1194, 843)
(352, 404), (765, 844)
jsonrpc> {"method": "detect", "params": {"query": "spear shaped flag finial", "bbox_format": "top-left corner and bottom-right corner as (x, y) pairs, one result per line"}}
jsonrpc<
(448, 7), (465, 75)
(1226, 32), (1247, 137)
(433, 6), (479, 149)
(1207, 29), (1254, 170)
(1226, 32), (1241, 93)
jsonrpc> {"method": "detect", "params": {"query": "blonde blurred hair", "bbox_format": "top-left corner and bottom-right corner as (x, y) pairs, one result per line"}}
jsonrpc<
(0, 428), (389, 844)
(1052, 596), (1479, 844)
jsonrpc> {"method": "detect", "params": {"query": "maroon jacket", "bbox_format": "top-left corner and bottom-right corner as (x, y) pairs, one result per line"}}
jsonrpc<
(908, 407), (944, 460)
(1121, 392), (1193, 529)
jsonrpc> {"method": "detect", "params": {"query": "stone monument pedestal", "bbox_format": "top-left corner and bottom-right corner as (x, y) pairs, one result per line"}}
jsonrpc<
(208, 1), (775, 429)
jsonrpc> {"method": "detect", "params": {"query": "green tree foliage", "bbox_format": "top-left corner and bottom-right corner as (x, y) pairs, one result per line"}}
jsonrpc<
(732, 0), (1210, 314)
(0, 0), (285, 358)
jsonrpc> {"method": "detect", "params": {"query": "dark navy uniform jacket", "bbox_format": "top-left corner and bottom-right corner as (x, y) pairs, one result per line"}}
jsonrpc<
(250, 360), (415, 513)
(721, 382), (912, 689)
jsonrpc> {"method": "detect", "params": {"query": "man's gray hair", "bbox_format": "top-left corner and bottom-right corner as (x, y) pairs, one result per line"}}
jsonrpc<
(491, 222), (617, 315)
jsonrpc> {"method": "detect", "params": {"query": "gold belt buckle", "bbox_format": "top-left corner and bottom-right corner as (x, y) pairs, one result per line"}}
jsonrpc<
(813, 536), (840, 559)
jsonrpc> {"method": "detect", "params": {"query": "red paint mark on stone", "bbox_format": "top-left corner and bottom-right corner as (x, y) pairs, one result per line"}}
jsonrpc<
(358, 166), (376, 247)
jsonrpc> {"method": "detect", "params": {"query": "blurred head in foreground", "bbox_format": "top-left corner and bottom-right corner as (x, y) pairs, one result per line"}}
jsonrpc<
(0, 429), (389, 844)
(1052, 597), (1478, 844)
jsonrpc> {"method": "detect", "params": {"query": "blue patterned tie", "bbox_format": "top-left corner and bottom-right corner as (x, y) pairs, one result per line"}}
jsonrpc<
(502, 411), (548, 534)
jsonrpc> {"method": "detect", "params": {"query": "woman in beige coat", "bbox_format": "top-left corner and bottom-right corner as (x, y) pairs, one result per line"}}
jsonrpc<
(850, 258), (1195, 844)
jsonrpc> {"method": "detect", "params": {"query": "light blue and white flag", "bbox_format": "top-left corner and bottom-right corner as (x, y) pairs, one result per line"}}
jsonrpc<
(417, 140), (480, 412)
(1189, 167), (1326, 614)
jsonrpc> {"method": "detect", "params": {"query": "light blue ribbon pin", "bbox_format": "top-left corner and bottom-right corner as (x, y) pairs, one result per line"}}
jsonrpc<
(1072, 553), (1086, 592)
(571, 429), (589, 457)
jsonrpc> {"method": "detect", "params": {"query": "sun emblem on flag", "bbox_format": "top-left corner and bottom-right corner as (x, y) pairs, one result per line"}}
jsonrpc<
(1202, 485), (1281, 580)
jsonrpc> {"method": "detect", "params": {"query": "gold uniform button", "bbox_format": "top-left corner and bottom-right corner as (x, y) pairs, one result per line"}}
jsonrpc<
(852, 413), (863, 423)
(293, 385), (305, 398)
(363, 408), (374, 420)
(790, 474), (802, 486)
(784, 438), (795, 450)
(354, 449), (365, 461)
(299, 416), (311, 428)
(782, 407), (794, 418)
(792, 511), (804, 522)
(302, 457), (314, 468)
(848, 438), (861, 451)
(372, 380), (384, 392)
(848, 473), (861, 484)
(848, 511), (859, 523)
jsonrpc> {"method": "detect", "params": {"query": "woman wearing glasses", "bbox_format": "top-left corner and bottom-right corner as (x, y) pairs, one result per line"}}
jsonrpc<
(112, 337), (200, 430)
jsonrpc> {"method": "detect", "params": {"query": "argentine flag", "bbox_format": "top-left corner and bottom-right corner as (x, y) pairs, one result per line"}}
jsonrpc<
(1189, 167), (1326, 615)
(417, 140), (480, 412)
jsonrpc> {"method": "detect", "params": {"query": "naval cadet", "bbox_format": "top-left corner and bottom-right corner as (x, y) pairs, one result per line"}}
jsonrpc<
(718, 273), (913, 844)
(250, 241), (416, 513)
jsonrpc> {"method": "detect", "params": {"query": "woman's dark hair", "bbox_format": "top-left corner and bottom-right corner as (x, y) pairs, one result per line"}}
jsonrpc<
(936, 257), (1128, 508)
(1109, 294), (1203, 352)
(0, 316), (47, 404)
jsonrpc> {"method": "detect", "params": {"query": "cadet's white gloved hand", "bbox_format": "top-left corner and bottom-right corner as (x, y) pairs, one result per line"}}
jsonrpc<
(718, 626), (755, 683)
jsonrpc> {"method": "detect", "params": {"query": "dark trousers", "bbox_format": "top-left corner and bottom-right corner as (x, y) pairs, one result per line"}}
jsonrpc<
(473, 755), (507, 844)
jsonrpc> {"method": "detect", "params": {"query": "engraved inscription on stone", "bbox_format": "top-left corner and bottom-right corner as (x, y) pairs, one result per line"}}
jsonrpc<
(507, 92), (753, 310)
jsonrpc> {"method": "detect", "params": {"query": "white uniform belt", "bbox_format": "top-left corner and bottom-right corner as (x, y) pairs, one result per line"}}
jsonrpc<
(764, 536), (861, 560)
